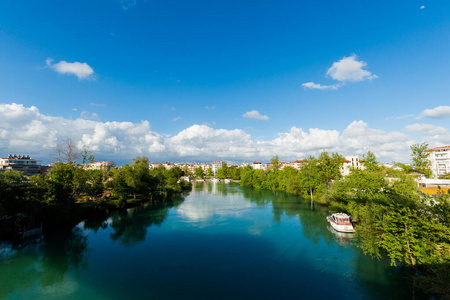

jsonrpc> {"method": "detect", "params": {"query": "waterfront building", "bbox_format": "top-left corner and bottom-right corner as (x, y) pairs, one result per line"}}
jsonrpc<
(340, 155), (364, 176)
(212, 160), (225, 175)
(427, 145), (450, 177)
(252, 161), (262, 170)
(0, 154), (41, 176)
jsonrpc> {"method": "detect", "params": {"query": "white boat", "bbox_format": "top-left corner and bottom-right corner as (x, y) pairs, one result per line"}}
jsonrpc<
(224, 179), (231, 183)
(326, 213), (355, 233)
(211, 178), (219, 183)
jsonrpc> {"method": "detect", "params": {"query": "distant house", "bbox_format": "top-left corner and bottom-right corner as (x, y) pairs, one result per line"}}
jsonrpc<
(288, 160), (307, 170)
(427, 145), (450, 177)
(148, 162), (161, 169)
(85, 161), (116, 170)
(0, 154), (41, 176)
(252, 161), (262, 170)
(340, 156), (365, 176)
(212, 160), (225, 175)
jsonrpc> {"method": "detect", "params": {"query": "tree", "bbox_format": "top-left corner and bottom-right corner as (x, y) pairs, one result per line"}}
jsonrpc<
(195, 167), (205, 178)
(271, 155), (281, 172)
(300, 156), (322, 208)
(317, 151), (343, 183)
(81, 147), (95, 165)
(410, 142), (432, 177)
(54, 138), (80, 164)
(216, 163), (228, 179)
(206, 168), (213, 178)
(46, 163), (78, 205)
(362, 151), (379, 171)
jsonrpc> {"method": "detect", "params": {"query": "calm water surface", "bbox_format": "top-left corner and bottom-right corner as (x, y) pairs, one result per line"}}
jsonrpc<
(1, 182), (416, 299)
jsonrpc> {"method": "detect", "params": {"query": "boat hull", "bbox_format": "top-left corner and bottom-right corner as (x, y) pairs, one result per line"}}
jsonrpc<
(329, 220), (355, 233)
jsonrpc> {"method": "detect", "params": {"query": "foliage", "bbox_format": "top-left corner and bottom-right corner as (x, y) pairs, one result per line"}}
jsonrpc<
(361, 151), (379, 171)
(194, 167), (205, 178)
(410, 142), (432, 177)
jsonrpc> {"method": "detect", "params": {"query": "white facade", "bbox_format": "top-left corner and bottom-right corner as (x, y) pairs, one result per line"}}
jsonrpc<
(212, 160), (225, 175)
(0, 154), (40, 175)
(428, 146), (450, 178)
(86, 161), (116, 170)
(252, 161), (262, 170)
(340, 155), (364, 176)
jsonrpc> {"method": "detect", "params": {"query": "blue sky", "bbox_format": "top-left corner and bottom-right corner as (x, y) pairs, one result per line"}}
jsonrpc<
(1, 0), (450, 164)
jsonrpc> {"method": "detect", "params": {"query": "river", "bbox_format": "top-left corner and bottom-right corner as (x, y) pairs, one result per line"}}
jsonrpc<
(0, 182), (418, 299)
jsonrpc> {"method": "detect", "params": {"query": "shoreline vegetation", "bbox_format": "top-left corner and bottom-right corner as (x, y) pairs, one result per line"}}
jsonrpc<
(0, 156), (191, 240)
(1, 145), (450, 298)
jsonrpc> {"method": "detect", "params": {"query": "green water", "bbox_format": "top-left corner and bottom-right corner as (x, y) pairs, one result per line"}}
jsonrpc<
(1, 182), (418, 299)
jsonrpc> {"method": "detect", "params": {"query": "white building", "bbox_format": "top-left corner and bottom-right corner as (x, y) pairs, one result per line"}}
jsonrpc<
(428, 146), (450, 177)
(85, 161), (116, 170)
(0, 154), (41, 176)
(340, 155), (364, 176)
(212, 160), (225, 175)
(252, 161), (262, 170)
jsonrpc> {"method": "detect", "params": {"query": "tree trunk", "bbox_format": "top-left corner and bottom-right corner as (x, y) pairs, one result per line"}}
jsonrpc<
(310, 186), (313, 209)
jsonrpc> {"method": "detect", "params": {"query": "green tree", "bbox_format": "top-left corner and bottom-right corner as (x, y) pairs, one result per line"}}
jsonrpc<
(206, 168), (213, 178)
(317, 151), (343, 183)
(361, 151), (379, 171)
(300, 156), (322, 208)
(195, 167), (205, 178)
(410, 142), (432, 177)
(271, 155), (281, 172)
(216, 163), (228, 179)
(46, 163), (78, 205)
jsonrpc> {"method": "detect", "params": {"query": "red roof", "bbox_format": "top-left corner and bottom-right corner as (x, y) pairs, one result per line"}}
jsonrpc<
(427, 146), (450, 152)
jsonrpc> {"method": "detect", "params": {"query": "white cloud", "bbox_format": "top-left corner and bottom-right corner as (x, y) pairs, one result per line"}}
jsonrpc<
(80, 111), (100, 120)
(205, 106), (215, 110)
(405, 123), (448, 135)
(404, 123), (450, 146)
(2, 103), (447, 163)
(46, 58), (94, 80)
(326, 54), (378, 82)
(172, 117), (182, 122)
(302, 54), (377, 90)
(242, 110), (269, 121)
(301, 82), (340, 90)
(420, 6), (425, 9)
(418, 106), (450, 119)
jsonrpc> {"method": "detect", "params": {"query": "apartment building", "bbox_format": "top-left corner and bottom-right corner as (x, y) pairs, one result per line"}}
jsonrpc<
(428, 146), (450, 177)
(0, 154), (41, 176)
(340, 155), (364, 176)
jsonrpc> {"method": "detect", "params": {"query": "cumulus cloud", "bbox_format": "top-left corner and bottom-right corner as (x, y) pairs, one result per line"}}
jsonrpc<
(1, 103), (444, 163)
(404, 123), (450, 146)
(301, 82), (340, 90)
(242, 110), (269, 121)
(418, 106), (450, 119)
(420, 6), (425, 9)
(46, 58), (94, 80)
(405, 123), (448, 135)
(302, 54), (377, 90)
(326, 54), (378, 82)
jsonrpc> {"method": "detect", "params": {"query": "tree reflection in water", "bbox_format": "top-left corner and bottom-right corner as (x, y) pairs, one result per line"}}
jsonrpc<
(109, 196), (184, 246)
(0, 226), (88, 298)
